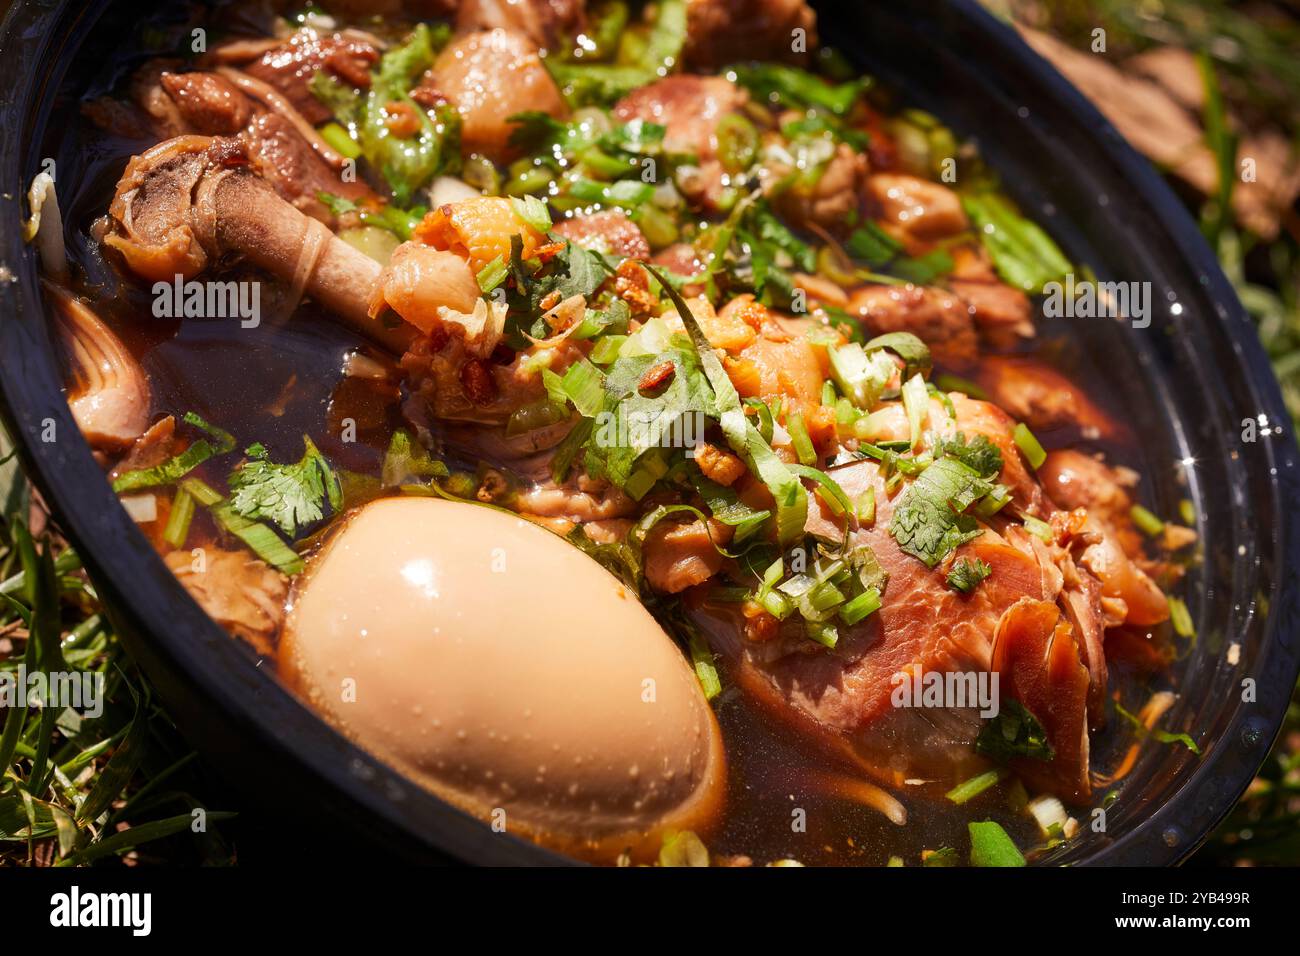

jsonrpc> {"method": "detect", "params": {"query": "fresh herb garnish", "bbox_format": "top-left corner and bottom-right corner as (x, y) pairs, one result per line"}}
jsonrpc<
(976, 698), (1055, 762)
(310, 22), (460, 206)
(227, 437), (342, 537)
(727, 62), (870, 117)
(936, 432), (1003, 479)
(181, 478), (305, 575)
(947, 557), (992, 594)
(1115, 700), (1201, 754)
(111, 412), (235, 493)
(962, 192), (1072, 292)
(646, 264), (808, 545)
(889, 458), (990, 568)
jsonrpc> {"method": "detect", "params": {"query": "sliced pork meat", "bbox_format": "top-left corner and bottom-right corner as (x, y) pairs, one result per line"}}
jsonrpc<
(975, 357), (1117, 440)
(990, 598), (1092, 802)
(1038, 451), (1169, 629)
(157, 70), (255, 134)
(949, 279), (1034, 344)
(241, 110), (375, 219)
(643, 518), (732, 595)
(1039, 449), (1141, 552)
(456, 0), (586, 51)
(772, 142), (869, 233)
(615, 74), (748, 160)
(165, 547), (288, 656)
(692, 457), (1065, 786)
(848, 284), (978, 365)
(614, 75), (748, 211)
(682, 0), (818, 71)
(212, 28), (380, 125)
(553, 209), (651, 260)
(866, 173), (969, 246)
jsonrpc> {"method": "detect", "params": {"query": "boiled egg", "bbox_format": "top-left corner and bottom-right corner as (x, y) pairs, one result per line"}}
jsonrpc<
(281, 496), (726, 861)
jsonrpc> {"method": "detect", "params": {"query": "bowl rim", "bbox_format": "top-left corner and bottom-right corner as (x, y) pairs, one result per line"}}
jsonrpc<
(0, 0), (1296, 866)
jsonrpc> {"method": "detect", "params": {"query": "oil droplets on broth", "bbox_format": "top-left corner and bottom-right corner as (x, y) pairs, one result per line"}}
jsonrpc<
(280, 497), (726, 862)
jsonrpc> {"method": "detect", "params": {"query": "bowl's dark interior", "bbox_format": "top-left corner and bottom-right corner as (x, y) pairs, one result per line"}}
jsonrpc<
(1, 0), (1297, 865)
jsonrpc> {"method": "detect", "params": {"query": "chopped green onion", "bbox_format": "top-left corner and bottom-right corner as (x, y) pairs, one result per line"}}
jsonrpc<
(968, 820), (1026, 867)
(113, 443), (214, 493)
(569, 178), (654, 209)
(319, 121), (361, 160)
(974, 483), (1011, 518)
(477, 255), (508, 293)
(646, 264), (807, 546)
(864, 331), (932, 381)
(544, 357), (606, 418)
(1168, 595), (1195, 638)
(789, 464), (853, 518)
(589, 334), (627, 364)
(838, 587), (881, 626)
(1012, 422), (1046, 469)
(716, 113), (759, 174)
(180, 479), (304, 575)
(633, 204), (679, 250)
(934, 372), (988, 401)
(760, 588), (794, 620)
(688, 629), (721, 700)
(162, 487), (196, 549)
(828, 342), (893, 409)
(506, 399), (569, 437)
(901, 373), (929, 450)
(1131, 504), (1165, 537)
(1022, 514), (1054, 542)
(510, 194), (553, 232)
(945, 768), (1006, 805)
(805, 580), (846, 613)
(1178, 498), (1196, 526)
(856, 486), (876, 524)
(745, 398), (774, 444)
(961, 193), (1072, 292)
(787, 412), (816, 466)
(111, 412), (236, 492)
(762, 557), (785, 589)
(923, 847), (960, 867)
(806, 619), (839, 648)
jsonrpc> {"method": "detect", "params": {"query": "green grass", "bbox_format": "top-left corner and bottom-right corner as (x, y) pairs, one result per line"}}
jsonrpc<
(0, 430), (234, 866)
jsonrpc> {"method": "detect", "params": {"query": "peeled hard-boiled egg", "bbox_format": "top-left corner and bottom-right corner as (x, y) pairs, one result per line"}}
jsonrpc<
(281, 496), (726, 861)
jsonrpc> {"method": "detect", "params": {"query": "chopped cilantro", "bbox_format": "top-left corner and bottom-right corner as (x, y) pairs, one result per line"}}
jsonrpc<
(976, 698), (1055, 762)
(947, 557), (992, 593)
(889, 458), (991, 568)
(937, 432), (1004, 479)
(227, 437), (342, 537)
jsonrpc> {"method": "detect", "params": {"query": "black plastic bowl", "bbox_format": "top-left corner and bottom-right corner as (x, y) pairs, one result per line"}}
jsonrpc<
(1, 0), (1297, 866)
